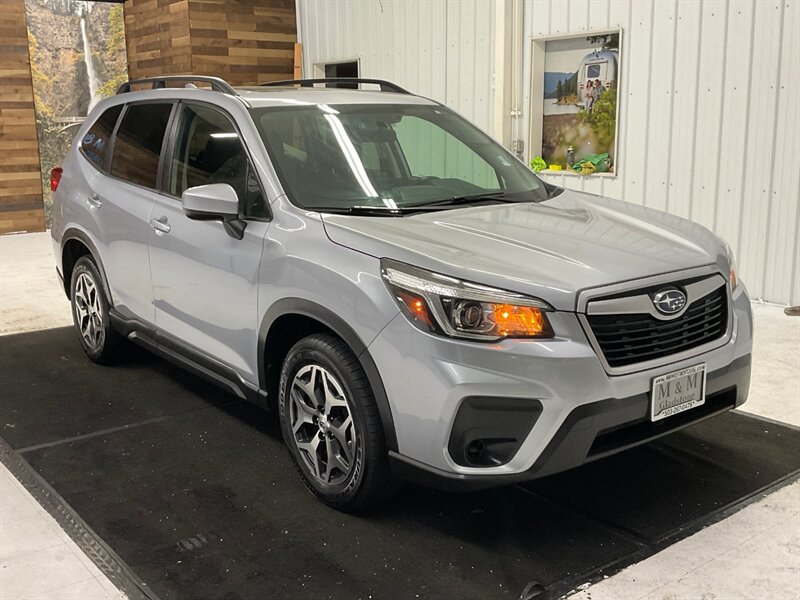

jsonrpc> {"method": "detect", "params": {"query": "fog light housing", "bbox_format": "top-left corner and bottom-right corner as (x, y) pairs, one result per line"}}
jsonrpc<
(465, 439), (486, 463)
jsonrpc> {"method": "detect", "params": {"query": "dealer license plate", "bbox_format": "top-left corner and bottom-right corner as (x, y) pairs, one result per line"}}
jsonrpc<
(650, 363), (707, 422)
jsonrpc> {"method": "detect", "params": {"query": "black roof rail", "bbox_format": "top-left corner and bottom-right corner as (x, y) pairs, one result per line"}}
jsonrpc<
(260, 78), (411, 94)
(116, 76), (237, 96)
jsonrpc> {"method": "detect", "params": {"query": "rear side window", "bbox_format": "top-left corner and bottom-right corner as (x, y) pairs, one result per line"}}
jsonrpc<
(80, 105), (122, 169)
(110, 103), (173, 189)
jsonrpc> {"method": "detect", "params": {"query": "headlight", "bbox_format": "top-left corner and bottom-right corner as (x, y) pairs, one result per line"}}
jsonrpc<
(721, 240), (738, 290)
(381, 259), (554, 340)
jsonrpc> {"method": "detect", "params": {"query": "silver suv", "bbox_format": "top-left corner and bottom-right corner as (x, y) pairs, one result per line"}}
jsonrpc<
(51, 76), (752, 509)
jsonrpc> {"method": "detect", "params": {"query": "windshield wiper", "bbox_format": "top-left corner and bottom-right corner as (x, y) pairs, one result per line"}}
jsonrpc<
(410, 192), (513, 208)
(313, 192), (525, 216)
(543, 181), (565, 200)
(315, 205), (446, 217)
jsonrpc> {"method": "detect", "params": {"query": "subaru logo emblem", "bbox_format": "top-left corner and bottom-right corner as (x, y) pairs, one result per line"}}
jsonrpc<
(652, 288), (687, 315)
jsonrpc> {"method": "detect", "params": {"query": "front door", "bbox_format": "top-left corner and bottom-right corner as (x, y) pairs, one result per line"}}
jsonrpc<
(147, 102), (269, 384)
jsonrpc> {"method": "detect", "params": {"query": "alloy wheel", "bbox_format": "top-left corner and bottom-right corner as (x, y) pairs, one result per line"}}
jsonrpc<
(74, 272), (105, 351)
(289, 364), (358, 486)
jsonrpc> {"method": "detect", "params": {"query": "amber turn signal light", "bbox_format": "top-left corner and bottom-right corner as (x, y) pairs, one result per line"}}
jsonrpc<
(394, 288), (437, 331)
(492, 304), (548, 337)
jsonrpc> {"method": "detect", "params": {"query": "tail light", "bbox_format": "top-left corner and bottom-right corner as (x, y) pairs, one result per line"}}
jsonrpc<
(50, 167), (63, 192)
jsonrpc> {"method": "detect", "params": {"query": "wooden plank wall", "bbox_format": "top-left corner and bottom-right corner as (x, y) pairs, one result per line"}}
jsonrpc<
(124, 0), (192, 79)
(0, 0), (46, 234)
(188, 0), (296, 85)
(124, 0), (296, 86)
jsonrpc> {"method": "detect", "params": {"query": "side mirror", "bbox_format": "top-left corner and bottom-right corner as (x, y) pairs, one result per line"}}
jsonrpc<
(181, 183), (246, 239)
(182, 183), (239, 221)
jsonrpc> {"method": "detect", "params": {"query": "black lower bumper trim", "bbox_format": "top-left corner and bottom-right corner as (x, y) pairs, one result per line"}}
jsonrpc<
(447, 396), (543, 467)
(391, 354), (752, 491)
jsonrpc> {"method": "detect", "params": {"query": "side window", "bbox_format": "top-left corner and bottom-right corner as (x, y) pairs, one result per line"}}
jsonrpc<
(80, 105), (122, 169)
(392, 116), (500, 190)
(110, 103), (173, 189)
(170, 104), (267, 219)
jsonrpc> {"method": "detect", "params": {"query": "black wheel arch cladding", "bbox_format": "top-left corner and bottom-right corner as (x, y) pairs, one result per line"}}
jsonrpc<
(61, 228), (114, 305)
(259, 298), (398, 452)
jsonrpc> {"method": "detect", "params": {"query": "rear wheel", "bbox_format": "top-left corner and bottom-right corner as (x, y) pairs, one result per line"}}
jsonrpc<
(279, 333), (396, 510)
(69, 256), (124, 364)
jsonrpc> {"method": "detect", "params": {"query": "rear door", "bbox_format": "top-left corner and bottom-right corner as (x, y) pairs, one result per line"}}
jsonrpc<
(84, 101), (174, 322)
(147, 101), (270, 383)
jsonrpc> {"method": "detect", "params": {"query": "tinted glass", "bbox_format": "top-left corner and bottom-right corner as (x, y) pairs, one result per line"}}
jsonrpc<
(394, 116), (499, 188)
(250, 104), (547, 211)
(110, 103), (172, 189)
(80, 105), (122, 169)
(170, 104), (266, 218)
(587, 64), (601, 78)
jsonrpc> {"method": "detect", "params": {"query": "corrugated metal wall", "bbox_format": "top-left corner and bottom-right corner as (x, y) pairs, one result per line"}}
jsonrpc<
(298, 0), (799, 305)
(527, 0), (799, 305)
(297, 0), (496, 131)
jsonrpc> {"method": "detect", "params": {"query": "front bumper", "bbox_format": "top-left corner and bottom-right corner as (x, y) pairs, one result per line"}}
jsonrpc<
(389, 354), (750, 491)
(368, 284), (753, 489)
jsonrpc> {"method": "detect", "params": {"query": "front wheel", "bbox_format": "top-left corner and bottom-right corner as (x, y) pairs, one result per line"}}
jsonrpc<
(278, 333), (396, 510)
(69, 256), (124, 364)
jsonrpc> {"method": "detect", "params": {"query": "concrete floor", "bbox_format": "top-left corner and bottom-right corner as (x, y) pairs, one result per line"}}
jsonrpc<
(0, 232), (72, 336)
(0, 231), (798, 600)
(0, 464), (125, 600)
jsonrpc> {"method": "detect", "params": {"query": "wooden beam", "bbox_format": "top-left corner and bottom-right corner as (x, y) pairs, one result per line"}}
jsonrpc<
(293, 42), (302, 79)
(0, 0), (45, 235)
(124, 0), (297, 86)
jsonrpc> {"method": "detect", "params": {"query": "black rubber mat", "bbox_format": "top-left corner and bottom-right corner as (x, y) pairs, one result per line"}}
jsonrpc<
(0, 327), (234, 450)
(1, 327), (799, 600)
(523, 414), (800, 543)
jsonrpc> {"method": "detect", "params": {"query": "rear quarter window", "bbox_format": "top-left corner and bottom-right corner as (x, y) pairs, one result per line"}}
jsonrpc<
(80, 105), (122, 169)
(110, 103), (173, 189)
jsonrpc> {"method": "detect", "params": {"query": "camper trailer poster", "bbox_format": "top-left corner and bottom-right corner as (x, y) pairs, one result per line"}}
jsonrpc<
(541, 32), (619, 172)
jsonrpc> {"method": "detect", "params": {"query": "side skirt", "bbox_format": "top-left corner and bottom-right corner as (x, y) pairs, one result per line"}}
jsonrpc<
(108, 309), (269, 410)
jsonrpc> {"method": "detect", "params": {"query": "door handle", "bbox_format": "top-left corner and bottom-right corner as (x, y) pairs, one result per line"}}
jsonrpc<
(150, 217), (171, 235)
(87, 193), (103, 208)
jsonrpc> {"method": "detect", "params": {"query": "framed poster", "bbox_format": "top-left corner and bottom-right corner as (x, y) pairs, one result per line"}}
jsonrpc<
(530, 29), (621, 175)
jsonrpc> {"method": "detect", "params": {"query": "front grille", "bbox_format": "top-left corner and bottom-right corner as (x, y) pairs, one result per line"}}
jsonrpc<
(587, 284), (728, 368)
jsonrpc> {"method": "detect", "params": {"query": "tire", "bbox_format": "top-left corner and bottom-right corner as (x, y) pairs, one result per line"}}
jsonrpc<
(278, 333), (397, 510)
(69, 255), (125, 364)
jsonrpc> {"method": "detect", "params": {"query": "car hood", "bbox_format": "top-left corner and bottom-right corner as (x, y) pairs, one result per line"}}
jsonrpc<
(321, 190), (725, 310)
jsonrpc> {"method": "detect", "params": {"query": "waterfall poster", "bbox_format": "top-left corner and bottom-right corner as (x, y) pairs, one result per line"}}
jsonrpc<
(25, 0), (128, 226)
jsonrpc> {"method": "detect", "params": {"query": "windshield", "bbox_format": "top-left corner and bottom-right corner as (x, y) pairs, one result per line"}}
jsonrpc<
(249, 103), (552, 212)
